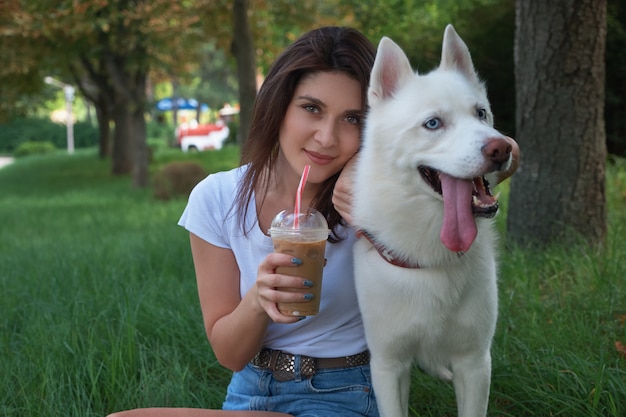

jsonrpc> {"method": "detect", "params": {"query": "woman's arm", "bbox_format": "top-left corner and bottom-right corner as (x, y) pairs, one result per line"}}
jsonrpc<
(189, 233), (311, 371)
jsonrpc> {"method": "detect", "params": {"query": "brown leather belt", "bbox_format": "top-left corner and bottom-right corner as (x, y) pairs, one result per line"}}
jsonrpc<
(251, 348), (370, 381)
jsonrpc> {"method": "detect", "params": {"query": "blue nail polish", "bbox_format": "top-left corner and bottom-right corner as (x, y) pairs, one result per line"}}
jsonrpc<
(303, 280), (314, 287)
(291, 257), (303, 265)
(304, 293), (315, 301)
(298, 316), (306, 321)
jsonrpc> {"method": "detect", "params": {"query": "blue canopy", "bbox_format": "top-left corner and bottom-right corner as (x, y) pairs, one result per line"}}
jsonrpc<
(156, 97), (209, 111)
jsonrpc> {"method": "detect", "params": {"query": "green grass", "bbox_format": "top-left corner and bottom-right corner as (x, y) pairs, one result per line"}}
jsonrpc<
(1, 148), (625, 417)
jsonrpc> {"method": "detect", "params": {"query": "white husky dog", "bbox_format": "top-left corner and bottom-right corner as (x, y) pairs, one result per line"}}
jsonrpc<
(353, 25), (515, 417)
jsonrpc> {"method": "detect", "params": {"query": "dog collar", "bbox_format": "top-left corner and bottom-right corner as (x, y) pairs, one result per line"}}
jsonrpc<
(356, 229), (422, 269)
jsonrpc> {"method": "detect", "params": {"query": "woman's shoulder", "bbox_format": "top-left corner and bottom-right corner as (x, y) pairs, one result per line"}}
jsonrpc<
(179, 165), (249, 243)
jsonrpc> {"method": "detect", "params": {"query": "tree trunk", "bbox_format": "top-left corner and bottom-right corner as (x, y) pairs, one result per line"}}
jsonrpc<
(111, 92), (148, 188)
(507, 0), (608, 248)
(72, 59), (115, 159)
(111, 97), (134, 175)
(231, 0), (256, 145)
(94, 101), (112, 159)
(172, 79), (179, 127)
(105, 50), (149, 187)
(131, 93), (149, 188)
(605, 1), (626, 157)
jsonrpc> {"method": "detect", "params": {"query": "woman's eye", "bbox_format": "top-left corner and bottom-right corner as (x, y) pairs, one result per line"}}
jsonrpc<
(424, 118), (441, 130)
(303, 104), (320, 113)
(477, 108), (487, 120)
(345, 114), (361, 125)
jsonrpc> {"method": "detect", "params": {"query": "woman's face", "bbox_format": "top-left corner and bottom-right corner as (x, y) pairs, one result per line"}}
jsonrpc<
(277, 71), (363, 185)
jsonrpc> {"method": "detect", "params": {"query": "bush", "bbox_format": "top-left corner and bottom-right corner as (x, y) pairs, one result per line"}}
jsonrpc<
(153, 161), (207, 201)
(0, 117), (98, 153)
(147, 120), (176, 150)
(13, 141), (57, 157)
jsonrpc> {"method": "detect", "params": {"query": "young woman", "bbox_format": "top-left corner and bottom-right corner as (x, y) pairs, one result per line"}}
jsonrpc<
(107, 26), (378, 417)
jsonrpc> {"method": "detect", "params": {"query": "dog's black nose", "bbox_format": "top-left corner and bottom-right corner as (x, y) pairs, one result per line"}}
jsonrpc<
(482, 138), (512, 167)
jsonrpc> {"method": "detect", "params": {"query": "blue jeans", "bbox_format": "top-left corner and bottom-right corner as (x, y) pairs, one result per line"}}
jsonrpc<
(222, 360), (379, 417)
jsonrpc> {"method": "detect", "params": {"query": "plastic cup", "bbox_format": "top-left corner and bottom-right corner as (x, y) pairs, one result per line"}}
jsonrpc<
(269, 208), (329, 316)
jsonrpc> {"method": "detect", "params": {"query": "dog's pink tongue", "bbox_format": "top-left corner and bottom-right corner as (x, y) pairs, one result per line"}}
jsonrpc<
(439, 173), (477, 252)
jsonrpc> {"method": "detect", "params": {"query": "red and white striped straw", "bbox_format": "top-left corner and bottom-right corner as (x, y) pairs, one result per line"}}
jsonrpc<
(293, 165), (311, 228)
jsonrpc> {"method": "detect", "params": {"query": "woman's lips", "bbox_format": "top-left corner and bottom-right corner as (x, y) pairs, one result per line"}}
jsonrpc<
(305, 150), (335, 165)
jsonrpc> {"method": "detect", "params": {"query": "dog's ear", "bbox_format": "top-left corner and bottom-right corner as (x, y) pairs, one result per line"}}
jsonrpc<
(369, 37), (414, 105)
(440, 24), (480, 85)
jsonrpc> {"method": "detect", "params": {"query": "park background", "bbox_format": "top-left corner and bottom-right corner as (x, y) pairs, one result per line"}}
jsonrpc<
(1, 1), (625, 416)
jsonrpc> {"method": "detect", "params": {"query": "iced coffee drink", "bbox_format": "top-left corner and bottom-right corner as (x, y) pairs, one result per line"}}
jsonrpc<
(269, 208), (329, 316)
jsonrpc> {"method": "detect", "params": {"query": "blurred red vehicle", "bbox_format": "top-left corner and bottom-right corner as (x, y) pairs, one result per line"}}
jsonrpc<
(176, 123), (230, 152)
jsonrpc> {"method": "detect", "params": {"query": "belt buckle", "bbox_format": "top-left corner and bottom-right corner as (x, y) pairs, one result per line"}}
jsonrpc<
(253, 349), (318, 381)
(272, 351), (318, 381)
(300, 355), (316, 378)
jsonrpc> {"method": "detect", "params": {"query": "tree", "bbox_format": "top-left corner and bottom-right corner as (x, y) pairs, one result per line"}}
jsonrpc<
(232, 0), (256, 145)
(507, 0), (608, 247)
(1, 0), (211, 187)
(605, 0), (626, 156)
(73, 58), (115, 159)
(64, 0), (209, 186)
(0, 1), (53, 121)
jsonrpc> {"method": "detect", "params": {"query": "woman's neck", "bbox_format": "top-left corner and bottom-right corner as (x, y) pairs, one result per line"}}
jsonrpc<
(268, 155), (320, 209)
(255, 157), (321, 234)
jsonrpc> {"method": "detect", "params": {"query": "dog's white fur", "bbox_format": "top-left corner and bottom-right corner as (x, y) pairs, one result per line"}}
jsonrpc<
(354, 25), (512, 417)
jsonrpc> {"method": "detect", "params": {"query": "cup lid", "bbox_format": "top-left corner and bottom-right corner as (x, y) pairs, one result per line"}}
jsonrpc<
(269, 208), (329, 235)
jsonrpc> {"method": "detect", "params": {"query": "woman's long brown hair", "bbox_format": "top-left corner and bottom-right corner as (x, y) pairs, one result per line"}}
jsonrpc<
(235, 26), (376, 242)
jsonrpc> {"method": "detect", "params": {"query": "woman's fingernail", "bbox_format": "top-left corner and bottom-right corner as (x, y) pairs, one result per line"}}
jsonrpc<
(303, 293), (315, 301)
(291, 257), (302, 265)
(303, 280), (314, 287)
(298, 316), (306, 321)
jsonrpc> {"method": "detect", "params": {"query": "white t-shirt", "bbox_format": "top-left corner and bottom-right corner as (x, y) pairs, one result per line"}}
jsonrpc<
(178, 165), (367, 358)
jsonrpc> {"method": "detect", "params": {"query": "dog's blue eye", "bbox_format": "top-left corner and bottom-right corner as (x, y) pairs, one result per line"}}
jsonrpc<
(424, 118), (441, 130)
(477, 108), (487, 120)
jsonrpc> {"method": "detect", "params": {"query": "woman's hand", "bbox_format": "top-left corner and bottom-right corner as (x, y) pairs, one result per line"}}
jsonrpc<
(332, 155), (358, 225)
(255, 253), (315, 323)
